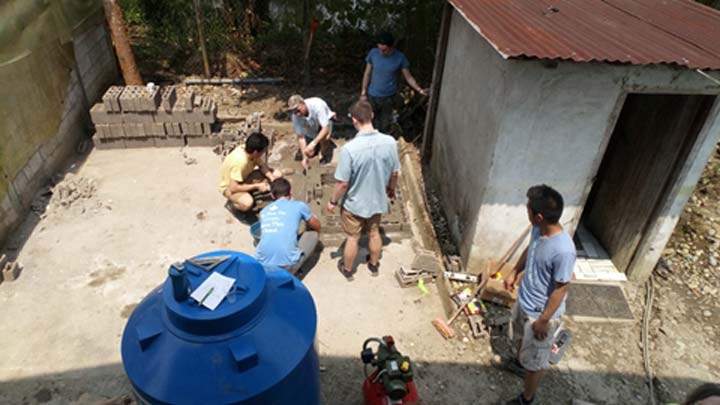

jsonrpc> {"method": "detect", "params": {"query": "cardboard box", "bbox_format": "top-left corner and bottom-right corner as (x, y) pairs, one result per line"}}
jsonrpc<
(480, 260), (521, 308)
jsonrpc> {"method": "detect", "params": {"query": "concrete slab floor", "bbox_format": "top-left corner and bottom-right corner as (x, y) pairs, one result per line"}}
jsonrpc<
(0, 147), (713, 404)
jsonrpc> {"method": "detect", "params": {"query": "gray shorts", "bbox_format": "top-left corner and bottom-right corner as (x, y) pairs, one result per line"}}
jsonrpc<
(510, 304), (561, 371)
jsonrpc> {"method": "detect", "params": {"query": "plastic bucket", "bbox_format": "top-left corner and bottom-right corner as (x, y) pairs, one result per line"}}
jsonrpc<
(250, 222), (261, 246)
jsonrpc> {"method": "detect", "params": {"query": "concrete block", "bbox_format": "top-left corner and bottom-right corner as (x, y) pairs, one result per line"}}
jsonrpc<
(119, 86), (141, 112)
(95, 124), (110, 139)
(93, 136), (126, 149)
(144, 122), (166, 136)
(122, 123), (138, 138)
(0, 254), (7, 269)
(108, 124), (125, 139)
(172, 122), (182, 135)
(152, 109), (176, 123)
(90, 103), (123, 124)
(2, 261), (22, 282)
(102, 85), (123, 112)
(160, 86), (177, 111)
(121, 112), (154, 124)
(155, 136), (185, 148)
(176, 87), (195, 111)
(180, 122), (195, 135)
(125, 137), (156, 148)
(186, 136), (212, 147)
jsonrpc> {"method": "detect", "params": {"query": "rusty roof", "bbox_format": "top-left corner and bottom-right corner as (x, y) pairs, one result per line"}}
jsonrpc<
(448, 0), (720, 70)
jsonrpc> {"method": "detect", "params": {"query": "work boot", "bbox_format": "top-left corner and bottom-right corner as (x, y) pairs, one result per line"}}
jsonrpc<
(337, 260), (354, 281)
(295, 149), (303, 161)
(365, 255), (379, 277)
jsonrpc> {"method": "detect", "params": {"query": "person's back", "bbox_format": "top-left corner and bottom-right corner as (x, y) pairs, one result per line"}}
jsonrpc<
(329, 99), (400, 280)
(255, 199), (311, 267)
(339, 131), (398, 218)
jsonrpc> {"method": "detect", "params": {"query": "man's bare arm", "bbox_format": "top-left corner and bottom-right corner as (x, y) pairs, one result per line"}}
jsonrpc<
(361, 63), (372, 97)
(307, 215), (321, 232)
(401, 68), (427, 95)
(386, 172), (399, 198)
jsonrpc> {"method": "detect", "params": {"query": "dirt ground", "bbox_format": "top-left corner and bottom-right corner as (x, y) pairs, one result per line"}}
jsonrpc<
(0, 85), (718, 405)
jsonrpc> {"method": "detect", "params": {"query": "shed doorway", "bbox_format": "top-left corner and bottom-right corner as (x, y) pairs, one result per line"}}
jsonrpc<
(579, 93), (716, 275)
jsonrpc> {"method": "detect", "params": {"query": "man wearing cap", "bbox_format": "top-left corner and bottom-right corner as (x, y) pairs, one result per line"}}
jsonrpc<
(287, 95), (336, 168)
(327, 99), (400, 281)
(361, 32), (428, 134)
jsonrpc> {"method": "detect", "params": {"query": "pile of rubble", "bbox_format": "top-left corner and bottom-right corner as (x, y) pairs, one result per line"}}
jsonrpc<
(659, 144), (720, 304)
(91, 85), (218, 149)
(48, 174), (97, 209)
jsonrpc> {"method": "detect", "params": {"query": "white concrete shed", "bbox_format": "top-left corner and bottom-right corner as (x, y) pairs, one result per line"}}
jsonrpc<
(422, 0), (720, 281)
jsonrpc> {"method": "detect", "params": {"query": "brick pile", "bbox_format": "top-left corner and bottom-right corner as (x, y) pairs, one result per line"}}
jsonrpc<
(91, 85), (219, 149)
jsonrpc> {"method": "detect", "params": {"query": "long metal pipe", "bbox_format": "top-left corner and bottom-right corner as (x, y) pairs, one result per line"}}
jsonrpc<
(184, 78), (284, 85)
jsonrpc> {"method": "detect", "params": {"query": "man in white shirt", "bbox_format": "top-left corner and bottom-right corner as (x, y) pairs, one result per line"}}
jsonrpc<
(287, 95), (336, 168)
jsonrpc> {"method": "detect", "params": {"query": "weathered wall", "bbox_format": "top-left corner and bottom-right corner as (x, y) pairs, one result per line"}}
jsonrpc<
(431, 14), (720, 278)
(429, 9), (509, 265)
(0, 23), (118, 246)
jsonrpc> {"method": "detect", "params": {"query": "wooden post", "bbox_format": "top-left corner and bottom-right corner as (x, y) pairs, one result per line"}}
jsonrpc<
(193, 0), (212, 78)
(102, 0), (142, 85)
(421, 2), (452, 163)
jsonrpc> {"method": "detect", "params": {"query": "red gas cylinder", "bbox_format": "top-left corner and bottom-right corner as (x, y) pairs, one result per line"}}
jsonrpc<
(363, 370), (420, 405)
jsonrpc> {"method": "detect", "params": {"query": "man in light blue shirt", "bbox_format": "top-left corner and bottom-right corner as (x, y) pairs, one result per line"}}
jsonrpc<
(255, 178), (321, 274)
(327, 99), (400, 281)
(360, 32), (427, 134)
(500, 185), (575, 405)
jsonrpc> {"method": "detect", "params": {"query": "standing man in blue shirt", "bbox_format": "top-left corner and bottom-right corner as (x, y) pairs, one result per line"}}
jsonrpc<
(327, 99), (400, 280)
(360, 32), (428, 134)
(255, 178), (321, 274)
(499, 185), (576, 405)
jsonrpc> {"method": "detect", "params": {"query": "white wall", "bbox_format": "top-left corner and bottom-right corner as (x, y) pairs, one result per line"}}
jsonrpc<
(430, 9), (509, 266)
(431, 12), (720, 277)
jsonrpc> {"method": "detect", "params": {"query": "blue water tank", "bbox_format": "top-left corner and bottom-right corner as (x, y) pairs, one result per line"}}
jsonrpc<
(121, 251), (320, 404)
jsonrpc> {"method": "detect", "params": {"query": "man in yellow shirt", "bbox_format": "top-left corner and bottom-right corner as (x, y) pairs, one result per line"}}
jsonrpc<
(219, 132), (282, 212)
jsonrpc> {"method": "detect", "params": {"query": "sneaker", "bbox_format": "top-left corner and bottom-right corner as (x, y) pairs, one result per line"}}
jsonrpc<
(365, 255), (379, 277)
(504, 394), (534, 405)
(337, 260), (354, 281)
(491, 355), (527, 378)
(295, 149), (303, 161)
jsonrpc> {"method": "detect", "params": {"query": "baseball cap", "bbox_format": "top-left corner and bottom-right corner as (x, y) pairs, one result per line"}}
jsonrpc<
(287, 94), (304, 110)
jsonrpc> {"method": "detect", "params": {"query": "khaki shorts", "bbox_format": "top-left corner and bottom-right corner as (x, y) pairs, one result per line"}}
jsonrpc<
(341, 208), (381, 238)
(510, 304), (561, 371)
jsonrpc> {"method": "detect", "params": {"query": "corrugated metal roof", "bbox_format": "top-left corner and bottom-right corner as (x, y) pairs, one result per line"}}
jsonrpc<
(448, 0), (720, 70)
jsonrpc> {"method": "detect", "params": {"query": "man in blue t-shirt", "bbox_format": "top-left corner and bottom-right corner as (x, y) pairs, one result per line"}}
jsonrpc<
(499, 185), (576, 405)
(255, 178), (321, 274)
(360, 32), (428, 134)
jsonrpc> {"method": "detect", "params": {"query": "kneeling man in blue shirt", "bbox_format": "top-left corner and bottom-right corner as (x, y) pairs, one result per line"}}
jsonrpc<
(255, 178), (321, 274)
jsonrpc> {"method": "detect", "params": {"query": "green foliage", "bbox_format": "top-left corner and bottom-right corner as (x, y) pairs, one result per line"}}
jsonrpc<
(118, 0), (444, 80)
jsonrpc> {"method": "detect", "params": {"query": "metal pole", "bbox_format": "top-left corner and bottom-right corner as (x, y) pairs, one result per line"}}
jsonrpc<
(193, 0), (212, 78)
(102, 0), (143, 85)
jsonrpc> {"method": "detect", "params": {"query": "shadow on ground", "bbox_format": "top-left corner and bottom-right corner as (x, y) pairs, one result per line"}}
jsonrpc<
(0, 356), (710, 404)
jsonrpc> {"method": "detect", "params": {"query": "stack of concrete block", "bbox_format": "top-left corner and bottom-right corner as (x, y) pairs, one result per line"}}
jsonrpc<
(91, 85), (219, 149)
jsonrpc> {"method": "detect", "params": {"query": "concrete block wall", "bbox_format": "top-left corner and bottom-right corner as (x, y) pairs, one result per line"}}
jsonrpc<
(0, 23), (118, 247)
